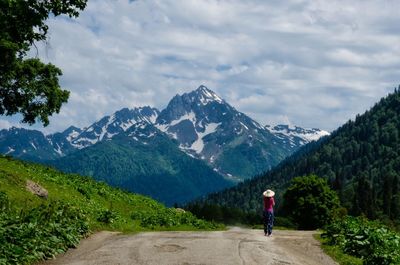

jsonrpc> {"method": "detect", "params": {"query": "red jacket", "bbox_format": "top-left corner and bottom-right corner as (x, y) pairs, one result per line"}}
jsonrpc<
(263, 196), (275, 212)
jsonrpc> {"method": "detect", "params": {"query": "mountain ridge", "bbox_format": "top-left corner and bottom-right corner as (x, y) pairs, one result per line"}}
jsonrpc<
(1, 86), (328, 156)
(0, 86), (329, 204)
(1, 86), (329, 181)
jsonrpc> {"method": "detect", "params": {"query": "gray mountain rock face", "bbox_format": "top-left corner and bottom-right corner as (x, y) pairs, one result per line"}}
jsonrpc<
(69, 106), (159, 150)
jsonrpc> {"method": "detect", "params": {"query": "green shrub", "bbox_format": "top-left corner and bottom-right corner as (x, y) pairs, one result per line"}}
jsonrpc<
(96, 209), (119, 224)
(0, 201), (89, 265)
(283, 174), (340, 229)
(0, 191), (9, 211)
(323, 216), (400, 265)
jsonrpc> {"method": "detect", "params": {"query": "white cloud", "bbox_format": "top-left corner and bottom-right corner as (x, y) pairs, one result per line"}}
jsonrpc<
(2, 0), (396, 133)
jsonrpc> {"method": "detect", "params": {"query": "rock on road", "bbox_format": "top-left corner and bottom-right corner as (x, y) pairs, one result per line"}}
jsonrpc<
(40, 227), (338, 265)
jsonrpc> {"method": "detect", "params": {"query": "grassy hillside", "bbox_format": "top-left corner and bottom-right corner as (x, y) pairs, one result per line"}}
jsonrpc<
(0, 155), (221, 264)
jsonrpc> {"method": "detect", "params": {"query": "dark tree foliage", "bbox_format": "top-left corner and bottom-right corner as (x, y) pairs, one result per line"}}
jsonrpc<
(200, 86), (400, 224)
(283, 175), (340, 229)
(185, 202), (260, 225)
(0, 0), (87, 125)
(352, 176), (376, 219)
(51, 133), (233, 206)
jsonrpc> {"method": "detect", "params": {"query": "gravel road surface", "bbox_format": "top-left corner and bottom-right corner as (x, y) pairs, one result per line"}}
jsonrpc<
(40, 227), (337, 265)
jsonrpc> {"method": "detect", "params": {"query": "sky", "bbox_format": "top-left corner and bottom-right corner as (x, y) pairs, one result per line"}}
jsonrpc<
(2, 0), (400, 133)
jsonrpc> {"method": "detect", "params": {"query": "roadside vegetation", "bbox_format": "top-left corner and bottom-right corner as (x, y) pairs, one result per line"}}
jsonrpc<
(314, 233), (363, 265)
(0, 155), (222, 265)
(322, 216), (400, 265)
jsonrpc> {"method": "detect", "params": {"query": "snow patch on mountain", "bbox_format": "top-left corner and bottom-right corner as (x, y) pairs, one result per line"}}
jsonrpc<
(72, 137), (98, 147)
(30, 142), (37, 150)
(155, 123), (167, 132)
(120, 120), (134, 131)
(196, 86), (223, 105)
(188, 122), (220, 154)
(300, 130), (330, 142)
(99, 114), (116, 141)
(155, 123), (177, 139)
(127, 122), (158, 141)
(66, 130), (80, 142)
(240, 122), (249, 130)
(5, 147), (14, 154)
(266, 125), (330, 143)
(170, 111), (196, 126)
(54, 144), (63, 155)
(148, 113), (158, 123)
(155, 111), (198, 141)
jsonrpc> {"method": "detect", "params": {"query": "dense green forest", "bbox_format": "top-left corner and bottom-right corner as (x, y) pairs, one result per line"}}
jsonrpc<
(192, 87), (400, 226)
(50, 127), (232, 206)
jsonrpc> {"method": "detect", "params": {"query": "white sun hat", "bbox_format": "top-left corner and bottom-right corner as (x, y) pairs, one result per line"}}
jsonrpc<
(263, 189), (275, 197)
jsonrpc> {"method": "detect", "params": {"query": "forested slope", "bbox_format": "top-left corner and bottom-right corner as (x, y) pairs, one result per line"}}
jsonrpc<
(201, 87), (400, 223)
(51, 125), (232, 206)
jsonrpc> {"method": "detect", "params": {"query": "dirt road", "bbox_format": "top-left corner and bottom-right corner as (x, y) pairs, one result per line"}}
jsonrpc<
(40, 227), (337, 265)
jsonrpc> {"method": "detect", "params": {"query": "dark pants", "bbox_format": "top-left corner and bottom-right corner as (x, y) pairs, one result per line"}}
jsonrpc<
(263, 210), (274, 235)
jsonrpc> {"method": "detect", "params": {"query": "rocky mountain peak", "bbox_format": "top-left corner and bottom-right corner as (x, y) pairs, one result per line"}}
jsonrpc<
(190, 85), (224, 105)
(157, 86), (231, 125)
(62, 126), (82, 135)
(66, 106), (159, 149)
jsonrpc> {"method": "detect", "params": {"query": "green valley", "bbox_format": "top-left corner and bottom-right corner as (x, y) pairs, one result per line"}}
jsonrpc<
(50, 123), (233, 206)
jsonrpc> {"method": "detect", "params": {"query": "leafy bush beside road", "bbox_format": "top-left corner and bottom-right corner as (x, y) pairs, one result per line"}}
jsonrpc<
(323, 216), (400, 265)
(0, 195), (89, 265)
